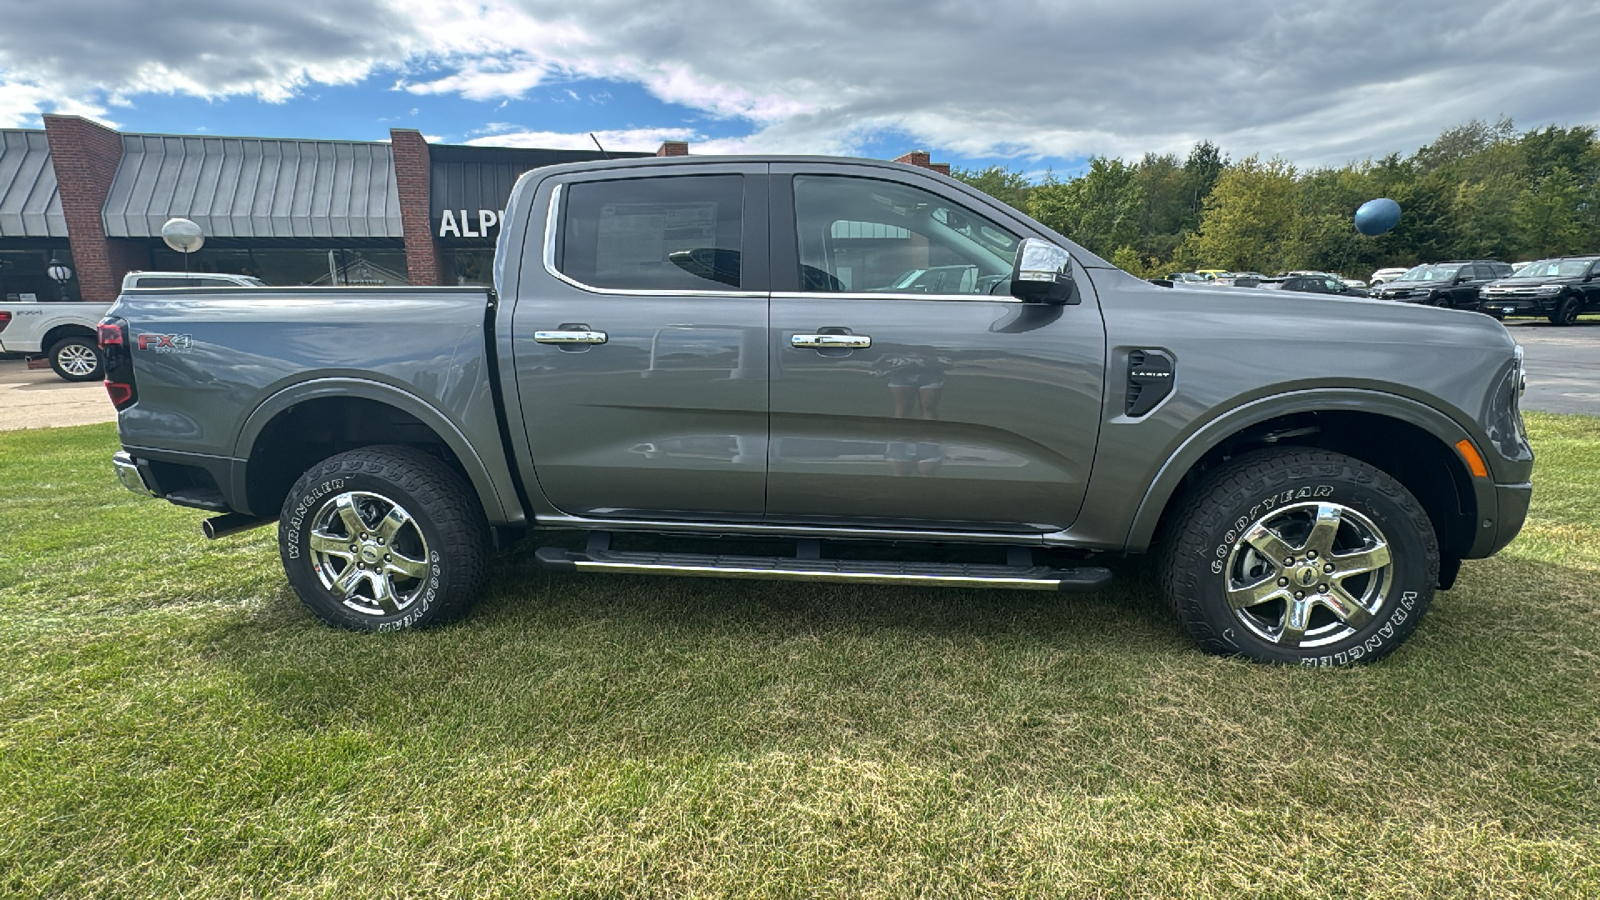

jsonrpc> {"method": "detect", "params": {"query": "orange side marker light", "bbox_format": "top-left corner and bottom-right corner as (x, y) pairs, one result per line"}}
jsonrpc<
(1455, 439), (1489, 478)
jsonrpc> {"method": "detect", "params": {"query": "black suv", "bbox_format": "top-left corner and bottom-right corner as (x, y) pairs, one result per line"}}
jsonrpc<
(1372, 261), (1512, 309)
(1478, 256), (1600, 325)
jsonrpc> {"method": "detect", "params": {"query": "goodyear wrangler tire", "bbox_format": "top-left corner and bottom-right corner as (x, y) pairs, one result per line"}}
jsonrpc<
(279, 445), (490, 631)
(1160, 448), (1438, 666)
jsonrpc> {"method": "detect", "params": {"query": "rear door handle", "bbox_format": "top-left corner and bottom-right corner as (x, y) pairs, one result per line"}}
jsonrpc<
(535, 329), (608, 345)
(792, 333), (871, 349)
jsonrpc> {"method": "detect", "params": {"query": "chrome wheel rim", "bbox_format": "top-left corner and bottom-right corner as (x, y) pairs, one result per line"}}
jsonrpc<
(57, 344), (98, 376)
(1224, 500), (1393, 649)
(307, 490), (432, 616)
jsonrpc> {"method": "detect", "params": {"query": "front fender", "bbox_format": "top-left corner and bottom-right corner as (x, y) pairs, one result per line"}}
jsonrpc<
(230, 377), (523, 525)
(1122, 389), (1491, 552)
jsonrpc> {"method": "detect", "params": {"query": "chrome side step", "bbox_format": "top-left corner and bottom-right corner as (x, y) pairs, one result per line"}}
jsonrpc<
(534, 541), (1112, 593)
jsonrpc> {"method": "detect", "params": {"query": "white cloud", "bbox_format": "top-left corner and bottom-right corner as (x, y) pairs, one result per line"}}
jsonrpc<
(1, 1), (1598, 168)
(464, 127), (695, 152)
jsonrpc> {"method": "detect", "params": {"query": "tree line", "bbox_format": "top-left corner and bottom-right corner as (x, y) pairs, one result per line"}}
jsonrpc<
(954, 119), (1600, 279)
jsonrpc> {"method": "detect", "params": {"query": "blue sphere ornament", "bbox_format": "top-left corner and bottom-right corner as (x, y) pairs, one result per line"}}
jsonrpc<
(1354, 198), (1401, 236)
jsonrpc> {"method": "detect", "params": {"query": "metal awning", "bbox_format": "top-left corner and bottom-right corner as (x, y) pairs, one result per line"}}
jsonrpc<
(102, 134), (402, 239)
(0, 130), (67, 238)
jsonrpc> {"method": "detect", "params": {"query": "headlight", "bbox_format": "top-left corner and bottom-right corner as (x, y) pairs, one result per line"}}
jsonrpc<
(1536, 284), (1562, 293)
(1514, 345), (1526, 396)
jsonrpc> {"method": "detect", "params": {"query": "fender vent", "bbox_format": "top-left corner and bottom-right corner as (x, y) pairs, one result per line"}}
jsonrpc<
(1126, 349), (1175, 416)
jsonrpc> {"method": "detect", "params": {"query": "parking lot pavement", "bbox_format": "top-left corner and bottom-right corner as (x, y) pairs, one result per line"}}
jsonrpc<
(0, 356), (117, 432)
(1503, 319), (1600, 417)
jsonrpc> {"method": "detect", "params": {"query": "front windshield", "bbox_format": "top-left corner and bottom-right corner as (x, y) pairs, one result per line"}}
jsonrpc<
(1512, 258), (1595, 278)
(1396, 265), (1459, 282)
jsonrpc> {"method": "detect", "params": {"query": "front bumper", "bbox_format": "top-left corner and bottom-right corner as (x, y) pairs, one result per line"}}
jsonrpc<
(1471, 481), (1532, 558)
(1478, 296), (1551, 316)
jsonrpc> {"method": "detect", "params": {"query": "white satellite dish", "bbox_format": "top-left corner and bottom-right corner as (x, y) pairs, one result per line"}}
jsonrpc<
(161, 217), (205, 254)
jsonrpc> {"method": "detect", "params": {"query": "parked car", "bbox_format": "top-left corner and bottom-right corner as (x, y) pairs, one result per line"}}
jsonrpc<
(1478, 256), (1600, 324)
(121, 271), (266, 289)
(0, 271), (265, 383)
(1370, 267), (1409, 287)
(0, 297), (115, 381)
(103, 153), (1532, 666)
(1166, 272), (1209, 284)
(1371, 261), (1511, 309)
(1259, 275), (1368, 297)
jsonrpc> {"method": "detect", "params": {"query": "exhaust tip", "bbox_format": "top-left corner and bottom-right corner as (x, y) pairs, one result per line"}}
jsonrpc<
(203, 513), (272, 540)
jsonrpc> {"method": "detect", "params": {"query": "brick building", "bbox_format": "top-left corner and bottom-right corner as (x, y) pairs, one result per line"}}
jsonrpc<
(0, 118), (949, 302)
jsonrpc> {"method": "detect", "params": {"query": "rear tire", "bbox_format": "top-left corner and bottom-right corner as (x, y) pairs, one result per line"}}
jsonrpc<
(1549, 295), (1580, 326)
(1160, 448), (1438, 666)
(279, 445), (491, 631)
(48, 335), (103, 382)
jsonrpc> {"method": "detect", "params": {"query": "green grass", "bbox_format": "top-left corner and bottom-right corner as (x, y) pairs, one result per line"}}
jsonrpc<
(2, 416), (1598, 897)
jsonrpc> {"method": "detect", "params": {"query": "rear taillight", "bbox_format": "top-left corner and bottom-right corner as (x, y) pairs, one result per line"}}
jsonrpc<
(97, 321), (123, 348)
(99, 317), (137, 411)
(0, 311), (11, 334)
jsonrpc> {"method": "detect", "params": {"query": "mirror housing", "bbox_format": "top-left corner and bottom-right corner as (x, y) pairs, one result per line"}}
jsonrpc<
(1010, 238), (1078, 305)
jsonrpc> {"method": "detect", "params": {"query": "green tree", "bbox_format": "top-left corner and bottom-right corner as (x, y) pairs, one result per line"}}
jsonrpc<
(1190, 156), (1298, 273)
(1516, 167), (1585, 258)
(950, 165), (1034, 211)
(1027, 157), (1144, 258)
(1181, 140), (1227, 225)
(1132, 152), (1188, 264)
(1109, 245), (1152, 277)
(1451, 171), (1526, 261)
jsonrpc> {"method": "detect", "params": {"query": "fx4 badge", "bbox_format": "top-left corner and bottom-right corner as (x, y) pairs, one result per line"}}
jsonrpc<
(137, 333), (193, 353)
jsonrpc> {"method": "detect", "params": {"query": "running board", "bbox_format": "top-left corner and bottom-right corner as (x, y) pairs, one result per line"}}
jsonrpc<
(534, 544), (1113, 593)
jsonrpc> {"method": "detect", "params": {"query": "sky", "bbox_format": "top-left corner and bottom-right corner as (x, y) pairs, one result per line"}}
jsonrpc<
(2, 0), (1598, 180)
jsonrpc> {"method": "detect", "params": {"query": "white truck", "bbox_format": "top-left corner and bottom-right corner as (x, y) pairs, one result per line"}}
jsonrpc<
(0, 271), (262, 381)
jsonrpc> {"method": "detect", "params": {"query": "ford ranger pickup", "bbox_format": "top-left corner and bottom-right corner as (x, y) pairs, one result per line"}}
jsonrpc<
(102, 155), (1534, 665)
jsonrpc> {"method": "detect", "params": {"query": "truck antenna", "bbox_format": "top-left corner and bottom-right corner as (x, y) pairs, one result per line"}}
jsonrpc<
(589, 133), (611, 160)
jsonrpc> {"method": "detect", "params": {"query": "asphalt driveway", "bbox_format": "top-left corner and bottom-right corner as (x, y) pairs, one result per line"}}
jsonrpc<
(0, 356), (117, 431)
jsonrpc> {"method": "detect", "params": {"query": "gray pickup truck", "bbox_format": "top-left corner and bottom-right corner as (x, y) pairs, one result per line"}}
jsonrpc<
(103, 155), (1533, 665)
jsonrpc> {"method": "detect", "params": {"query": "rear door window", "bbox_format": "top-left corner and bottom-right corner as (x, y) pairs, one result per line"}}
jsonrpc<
(560, 175), (745, 291)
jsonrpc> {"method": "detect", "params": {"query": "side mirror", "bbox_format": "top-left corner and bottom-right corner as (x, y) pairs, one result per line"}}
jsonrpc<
(1010, 238), (1078, 305)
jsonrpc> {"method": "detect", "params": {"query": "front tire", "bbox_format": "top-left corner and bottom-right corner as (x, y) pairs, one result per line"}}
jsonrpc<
(48, 335), (104, 381)
(1549, 295), (1580, 326)
(279, 445), (491, 631)
(1160, 448), (1438, 666)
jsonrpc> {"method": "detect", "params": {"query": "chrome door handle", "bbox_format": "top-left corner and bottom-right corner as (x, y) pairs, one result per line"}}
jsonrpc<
(535, 329), (608, 345)
(792, 333), (871, 349)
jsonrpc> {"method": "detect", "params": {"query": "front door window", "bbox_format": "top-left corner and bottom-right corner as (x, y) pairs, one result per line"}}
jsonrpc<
(793, 175), (1020, 296)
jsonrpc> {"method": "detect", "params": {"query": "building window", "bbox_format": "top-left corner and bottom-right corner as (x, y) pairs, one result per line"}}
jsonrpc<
(0, 246), (76, 302)
(149, 247), (409, 287)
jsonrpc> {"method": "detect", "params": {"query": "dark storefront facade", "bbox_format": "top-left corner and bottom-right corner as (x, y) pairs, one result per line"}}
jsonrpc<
(1, 118), (942, 303)
(428, 143), (652, 286)
(0, 129), (77, 302)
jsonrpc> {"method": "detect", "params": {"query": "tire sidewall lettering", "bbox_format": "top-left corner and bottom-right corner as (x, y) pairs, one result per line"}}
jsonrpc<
(1299, 591), (1419, 667)
(284, 477), (346, 560)
(1208, 482), (1337, 574)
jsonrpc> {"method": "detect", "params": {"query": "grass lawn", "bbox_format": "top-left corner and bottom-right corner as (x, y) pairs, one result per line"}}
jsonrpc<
(2, 414), (1598, 897)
